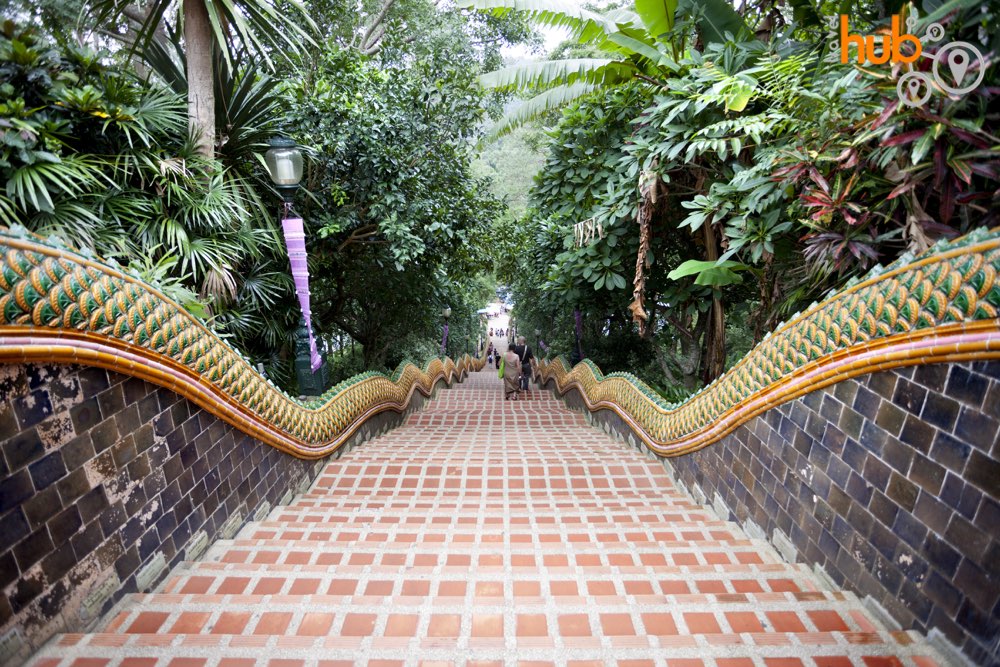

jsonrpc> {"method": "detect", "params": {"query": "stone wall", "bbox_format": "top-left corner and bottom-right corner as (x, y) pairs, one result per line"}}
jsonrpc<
(0, 363), (432, 665)
(546, 360), (1000, 666)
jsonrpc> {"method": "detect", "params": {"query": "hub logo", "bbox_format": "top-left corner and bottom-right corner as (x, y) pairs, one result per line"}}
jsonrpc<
(833, 12), (985, 107)
(840, 15), (922, 64)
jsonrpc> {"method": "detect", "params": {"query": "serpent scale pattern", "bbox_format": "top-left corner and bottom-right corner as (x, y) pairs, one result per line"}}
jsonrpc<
(0, 226), (484, 458)
(3, 226), (999, 459)
(537, 227), (1000, 456)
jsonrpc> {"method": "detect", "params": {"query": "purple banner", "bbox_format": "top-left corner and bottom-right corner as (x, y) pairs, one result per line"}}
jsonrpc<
(282, 218), (322, 372)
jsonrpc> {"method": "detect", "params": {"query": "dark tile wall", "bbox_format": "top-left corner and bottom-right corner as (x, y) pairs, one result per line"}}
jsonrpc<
(0, 363), (358, 664)
(547, 360), (1000, 666)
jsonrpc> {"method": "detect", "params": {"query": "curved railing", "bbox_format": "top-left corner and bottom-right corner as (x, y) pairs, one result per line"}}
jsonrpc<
(0, 226), (485, 459)
(537, 227), (1000, 457)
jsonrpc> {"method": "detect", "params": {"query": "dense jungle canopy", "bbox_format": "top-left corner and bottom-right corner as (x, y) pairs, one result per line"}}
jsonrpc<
(1, 0), (998, 397)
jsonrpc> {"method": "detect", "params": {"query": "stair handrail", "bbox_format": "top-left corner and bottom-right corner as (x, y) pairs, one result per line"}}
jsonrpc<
(537, 227), (1000, 456)
(0, 225), (486, 459)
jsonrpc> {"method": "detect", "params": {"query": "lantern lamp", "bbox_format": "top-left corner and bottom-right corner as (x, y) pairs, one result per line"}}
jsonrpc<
(265, 136), (303, 203)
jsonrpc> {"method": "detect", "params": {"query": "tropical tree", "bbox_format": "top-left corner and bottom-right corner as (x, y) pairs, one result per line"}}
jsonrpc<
(92, 0), (316, 155)
(458, 0), (750, 137)
(279, 32), (506, 368)
(507, 0), (998, 392)
(0, 22), (266, 311)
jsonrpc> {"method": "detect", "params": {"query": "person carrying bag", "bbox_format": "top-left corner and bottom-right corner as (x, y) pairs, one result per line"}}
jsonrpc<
(514, 336), (534, 393)
(501, 343), (521, 400)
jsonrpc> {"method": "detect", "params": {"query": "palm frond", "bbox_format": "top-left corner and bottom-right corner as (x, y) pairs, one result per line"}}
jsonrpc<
(29, 200), (105, 249)
(201, 264), (239, 302)
(486, 82), (599, 140)
(5, 155), (104, 214)
(238, 262), (293, 309)
(602, 29), (678, 70)
(90, 0), (318, 72)
(634, 0), (677, 40)
(0, 196), (19, 227)
(479, 58), (628, 90)
(142, 34), (187, 94)
(215, 58), (281, 163)
(205, 0), (318, 69)
(456, 0), (626, 44)
(112, 88), (187, 148)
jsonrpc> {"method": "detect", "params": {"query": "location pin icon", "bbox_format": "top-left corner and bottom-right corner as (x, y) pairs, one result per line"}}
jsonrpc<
(908, 78), (921, 100)
(948, 49), (969, 84)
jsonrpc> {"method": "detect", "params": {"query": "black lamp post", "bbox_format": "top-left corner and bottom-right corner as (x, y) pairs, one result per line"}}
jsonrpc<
(465, 314), (471, 356)
(265, 136), (326, 396)
(440, 306), (451, 358)
(572, 306), (584, 366)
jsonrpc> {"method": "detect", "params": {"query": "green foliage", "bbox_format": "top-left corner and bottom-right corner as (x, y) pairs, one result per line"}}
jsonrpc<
(666, 259), (746, 286)
(506, 0), (998, 399)
(281, 42), (504, 369)
(463, 0), (753, 136)
(92, 0), (317, 71)
(634, 0), (676, 40)
(0, 22), (296, 379)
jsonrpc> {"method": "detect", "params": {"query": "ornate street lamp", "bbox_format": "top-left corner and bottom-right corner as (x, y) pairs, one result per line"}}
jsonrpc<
(265, 136), (304, 205)
(465, 315), (476, 354)
(572, 307), (584, 366)
(440, 306), (451, 357)
(264, 136), (324, 396)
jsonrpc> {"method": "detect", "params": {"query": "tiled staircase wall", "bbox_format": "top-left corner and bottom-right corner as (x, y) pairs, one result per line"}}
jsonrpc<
(0, 363), (432, 665)
(549, 360), (1000, 665)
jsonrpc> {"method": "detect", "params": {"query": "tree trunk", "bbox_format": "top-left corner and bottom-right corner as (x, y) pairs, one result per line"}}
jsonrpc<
(754, 254), (783, 343)
(702, 219), (726, 382)
(184, 0), (216, 157)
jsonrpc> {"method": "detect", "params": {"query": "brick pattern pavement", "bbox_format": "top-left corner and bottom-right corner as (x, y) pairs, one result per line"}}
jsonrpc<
(26, 369), (944, 666)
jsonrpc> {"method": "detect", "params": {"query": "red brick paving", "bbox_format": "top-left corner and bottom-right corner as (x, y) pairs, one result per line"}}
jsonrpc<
(27, 370), (943, 665)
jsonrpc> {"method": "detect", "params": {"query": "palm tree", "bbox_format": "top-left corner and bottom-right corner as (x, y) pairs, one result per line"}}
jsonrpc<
(93, 0), (316, 156)
(458, 0), (750, 138)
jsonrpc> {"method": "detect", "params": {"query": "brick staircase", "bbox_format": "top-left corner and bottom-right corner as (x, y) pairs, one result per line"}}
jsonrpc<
(27, 369), (944, 666)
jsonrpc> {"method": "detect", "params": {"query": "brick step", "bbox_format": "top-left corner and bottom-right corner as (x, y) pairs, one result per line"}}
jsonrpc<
(162, 563), (818, 597)
(100, 610), (882, 641)
(309, 465), (670, 473)
(242, 519), (736, 535)
(272, 506), (709, 518)
(235, 533), (752, 548)
(27, 370), (945, 667)
(233, 533), (757, 549)
(210, 548), (774, 569)
(113, 590), (872, 620)
(296, 490), (688, 499)
(267, 498), (704, 508)
(281, 498), (707, 511)
(205, 543), (779, 568)
(309, 462), (668, 471)
(260, 511), (718, 522)
(289, 498), (697, 508)
(313, 454), (661, 463)
(29, 630), (942, 666)
(275, 504), (718, 525)
(227, 520), (742, 535)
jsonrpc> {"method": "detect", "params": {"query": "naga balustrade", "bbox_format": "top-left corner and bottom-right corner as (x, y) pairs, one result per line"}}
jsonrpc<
(3, 225), (1000, 460)
(537, 226), (1000, 457)
(0, 226), (485, 458)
